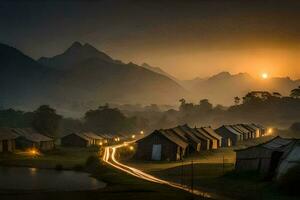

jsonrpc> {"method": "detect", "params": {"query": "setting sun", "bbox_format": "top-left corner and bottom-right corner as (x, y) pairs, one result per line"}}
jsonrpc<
(261, 73), (269, 79)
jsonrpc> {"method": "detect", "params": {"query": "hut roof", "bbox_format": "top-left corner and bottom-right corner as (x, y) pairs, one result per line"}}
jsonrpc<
(194, 128), (215, 141)
(223, 125), (243, 136)
(176, 125), (202, 144)
(231, 125), (250, 134)
(241, 124), (258, 132)
(81, 132), (103, 140)
(235, 136), (297, 152)
(13, 128), (53, 142)
(159, 129), (188, 148)
(252, 123), (265, 130)
(0, 128), (19, 140)
(201, 127), (222, 140)
(166, 128), (189, 142)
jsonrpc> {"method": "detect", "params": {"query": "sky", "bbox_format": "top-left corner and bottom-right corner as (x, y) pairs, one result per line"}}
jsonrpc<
(0, 0), (300, 80)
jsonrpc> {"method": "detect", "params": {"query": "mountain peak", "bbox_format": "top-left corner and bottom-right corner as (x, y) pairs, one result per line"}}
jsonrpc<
(38, 42), (114, 70)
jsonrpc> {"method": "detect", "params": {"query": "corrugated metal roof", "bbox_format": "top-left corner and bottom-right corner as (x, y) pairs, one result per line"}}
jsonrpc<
(224, 125), (243, 136)
(262, 137), (294, 150)
(201, 127), (222, 140)
(231, 125), (250, 134)
(13, 128), (53, 142)
(81, 132), (103, 140)
(194, 128), (214, 140)
(166, 128), (188, 142)
(176, 125), (202, 144)
(159, 129), (188, 148)
(0, 128), (19, 140)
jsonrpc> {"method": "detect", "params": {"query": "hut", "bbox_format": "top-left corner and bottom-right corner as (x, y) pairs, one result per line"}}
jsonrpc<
(201, 127), (222, 148)
(179, 125), (210, 151)
(0, 128), (18, 153)
(242, 124), (260, 138)
(252, 123), (266, 136)
(13, 128), (54, 151)
(135, 129), (188, 161)
(195, 128), (218, 149)
(81, 132), (103, 145)
(235, 136), (298, 179)
(61, 132), (102, 147)
(171, 125), (202, 153)
(231, 124), (251, 140)
(215, 125), (243, 147)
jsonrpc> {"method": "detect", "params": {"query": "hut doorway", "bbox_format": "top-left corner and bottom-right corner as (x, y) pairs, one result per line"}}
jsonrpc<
(151, 144), (162, 161)
(267, 151), (284, 179)
(2, 140), (8, 152)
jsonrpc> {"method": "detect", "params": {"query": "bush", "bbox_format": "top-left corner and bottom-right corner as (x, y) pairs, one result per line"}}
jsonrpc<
(55, 164), (63, 171)
(278, 165), (300, 195)
(85, 155), (100, 166)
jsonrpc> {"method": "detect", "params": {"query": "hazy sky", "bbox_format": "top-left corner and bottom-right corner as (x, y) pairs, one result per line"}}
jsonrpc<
(1, 0), (300, 80)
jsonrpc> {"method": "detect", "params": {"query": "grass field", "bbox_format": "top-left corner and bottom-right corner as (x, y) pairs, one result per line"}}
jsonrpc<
(0, 147), (101, 169)
(124, 135), (299, 200)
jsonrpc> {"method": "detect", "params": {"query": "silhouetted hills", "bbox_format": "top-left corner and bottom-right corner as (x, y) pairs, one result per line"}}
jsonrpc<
(38, 42), (116, 70)
(1, 42), (186, 113)
(0, 43), (60, 108)
(141, 63), (179, 83)
(184, 71), (300, 105)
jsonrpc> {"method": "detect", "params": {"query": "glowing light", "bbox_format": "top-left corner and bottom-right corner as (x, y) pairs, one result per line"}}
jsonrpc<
(29, 148), (39, 156)
(267, 128), (273, 135)
(101, 141), (211, 198)
(99, 142), (103, 146)
(129, 146), (134, 151)
(261, 73), (269, 79)
(131, 134), (136, 139)
(140, 131), (144, 135)
(124, 142), (128, 146)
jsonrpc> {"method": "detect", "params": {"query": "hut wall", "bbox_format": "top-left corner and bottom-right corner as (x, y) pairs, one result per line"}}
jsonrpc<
(135, 133), (182, 161)
(15, 137), (37, 150)
(0, 140), (16, 152)
(40, 141), (54, 151)
(61, 134), (89, 147)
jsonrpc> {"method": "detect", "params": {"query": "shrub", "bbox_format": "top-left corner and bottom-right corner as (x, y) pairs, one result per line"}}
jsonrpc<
(85, 155), (100, 166)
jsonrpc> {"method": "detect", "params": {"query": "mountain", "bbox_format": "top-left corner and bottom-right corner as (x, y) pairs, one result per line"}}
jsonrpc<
(1, 42), (186, 112)
(0, 43), (60, 109)
(38, 42), (119, 70)
(141, 63), (179, 83)
(186, 71), (300, 105)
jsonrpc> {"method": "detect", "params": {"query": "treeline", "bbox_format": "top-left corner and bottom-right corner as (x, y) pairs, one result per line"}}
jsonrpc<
(128, 86), (300, 130)
(0, 104), (147, 137)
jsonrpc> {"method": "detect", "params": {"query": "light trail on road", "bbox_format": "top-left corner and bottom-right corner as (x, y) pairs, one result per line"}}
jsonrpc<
(102, 142), (213, 198)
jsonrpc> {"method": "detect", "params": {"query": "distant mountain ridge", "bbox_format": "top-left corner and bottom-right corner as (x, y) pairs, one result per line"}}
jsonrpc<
(0, 42), (186, 114)
(38, 42), (121, 70)
(183, 71), (300, 105)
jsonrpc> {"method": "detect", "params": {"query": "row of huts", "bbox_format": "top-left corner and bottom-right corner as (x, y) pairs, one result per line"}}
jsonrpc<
(0, 128), (54, 153)
(215, 123), (266, 147)
(135, 123), (266, 161)
(135, 124), (222, 161)
(235, 136), (300, 179)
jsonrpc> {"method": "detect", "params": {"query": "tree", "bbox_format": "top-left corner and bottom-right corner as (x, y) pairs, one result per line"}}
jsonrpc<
(234, 96), (241, 105)
(84, 105), (136, 134)
(32, 105), (62, 137)
(198, 99), (213, 112)
(290, 86), (300, 98)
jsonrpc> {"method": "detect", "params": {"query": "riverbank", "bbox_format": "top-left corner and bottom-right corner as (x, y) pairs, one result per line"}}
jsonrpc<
(0, 147), (100, 170)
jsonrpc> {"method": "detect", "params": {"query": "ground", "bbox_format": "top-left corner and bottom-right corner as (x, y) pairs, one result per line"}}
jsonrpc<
(0, 147), (100, 169)
(124, 135), (299, 200)
(0, 147), (198, 200)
